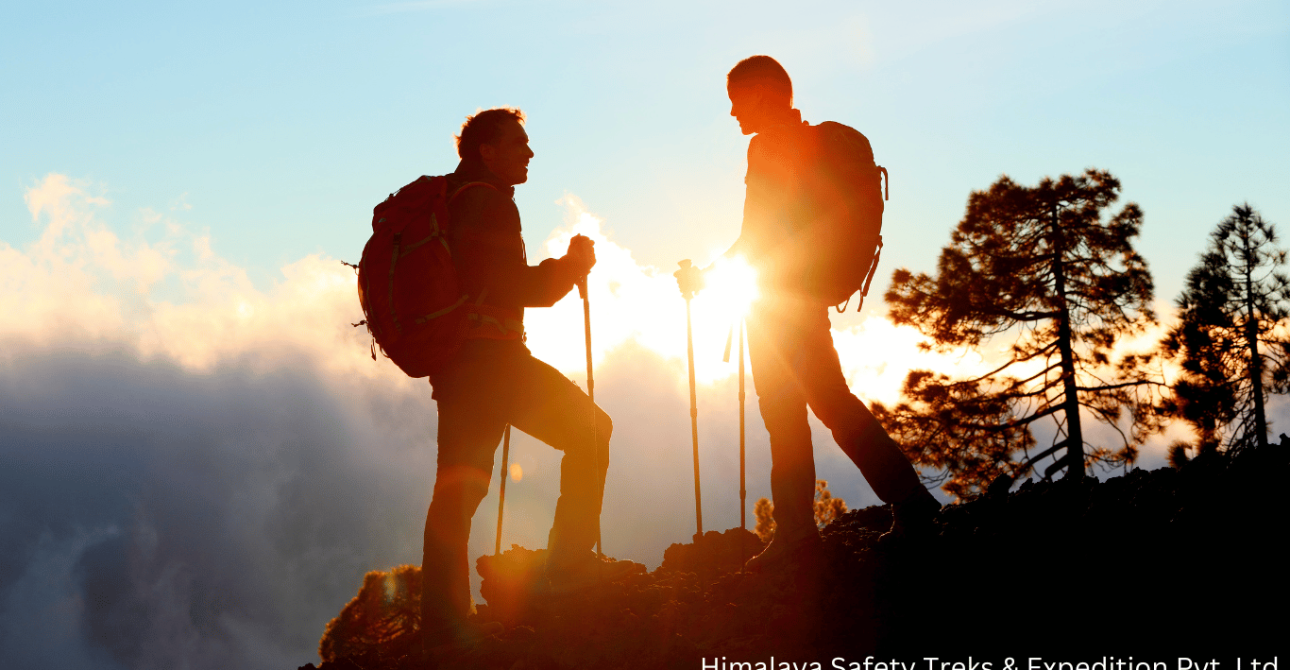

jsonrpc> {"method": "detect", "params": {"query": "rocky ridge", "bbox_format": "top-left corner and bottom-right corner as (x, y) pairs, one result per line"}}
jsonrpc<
(302, 437), (1288, 669)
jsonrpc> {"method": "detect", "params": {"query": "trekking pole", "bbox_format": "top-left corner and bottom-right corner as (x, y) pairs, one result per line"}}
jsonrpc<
(738, 320), (746, 573)
(495, 424), (511, 556)
(677, 260), (704, 538)
(577, 276), (603, 560)
(721, 321), (746, 572)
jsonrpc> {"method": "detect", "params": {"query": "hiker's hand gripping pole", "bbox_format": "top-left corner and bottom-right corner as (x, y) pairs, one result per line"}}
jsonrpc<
(675, 260), (704, 538)
(577, 276), (603, 560)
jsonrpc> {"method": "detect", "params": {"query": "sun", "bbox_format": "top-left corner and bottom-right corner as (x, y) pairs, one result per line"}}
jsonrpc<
(522, 207), (765, 385)
(696, 255), (759, 324)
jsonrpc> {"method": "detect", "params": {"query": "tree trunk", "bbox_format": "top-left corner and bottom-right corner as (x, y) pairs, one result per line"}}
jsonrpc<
(1242, 232), (1269, 451)
(1051, 204), (1086, 480)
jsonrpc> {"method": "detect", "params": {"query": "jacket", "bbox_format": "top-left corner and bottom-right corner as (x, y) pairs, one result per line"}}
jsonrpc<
(444, 158), (583, 332)
(727, 109), (824, 293)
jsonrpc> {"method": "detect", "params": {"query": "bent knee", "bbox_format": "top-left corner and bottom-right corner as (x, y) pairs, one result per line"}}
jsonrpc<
(595, 409), (612, 463)
(596, 407), (613, 440)
(431, 465), (491, 501)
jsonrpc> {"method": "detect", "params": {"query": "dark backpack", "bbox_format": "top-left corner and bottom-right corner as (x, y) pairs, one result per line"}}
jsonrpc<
(807, 121), (889, 311)
(355, 175), (502, 378)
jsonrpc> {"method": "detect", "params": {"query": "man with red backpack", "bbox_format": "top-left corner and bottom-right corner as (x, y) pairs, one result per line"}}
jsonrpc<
(675, 56), (940, 571)
(415, 108), (626, 649)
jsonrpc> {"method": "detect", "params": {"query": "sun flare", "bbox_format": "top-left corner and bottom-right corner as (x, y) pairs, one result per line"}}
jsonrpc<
(519, 197), (965, 392)
(695, 255), (759, 323)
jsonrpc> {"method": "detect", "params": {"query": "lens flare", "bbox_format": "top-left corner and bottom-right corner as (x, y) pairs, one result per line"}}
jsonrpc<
(696, 255), (759, 321)
(523, 198), (769, 385)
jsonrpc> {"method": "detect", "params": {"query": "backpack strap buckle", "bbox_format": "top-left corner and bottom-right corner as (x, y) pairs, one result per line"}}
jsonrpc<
(463, 291), (525, 341)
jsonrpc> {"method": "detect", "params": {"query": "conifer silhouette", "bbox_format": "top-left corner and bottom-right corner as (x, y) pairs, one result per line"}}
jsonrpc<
(812, 479), (847, 529)
(752, 480), (848, 540)
(319, 565), (422, 664)
(872, 369), (1036, 500)
(753, 497), (775, 542)
(1161, 204), (1290, 456)
(881, 169), (1162, 494)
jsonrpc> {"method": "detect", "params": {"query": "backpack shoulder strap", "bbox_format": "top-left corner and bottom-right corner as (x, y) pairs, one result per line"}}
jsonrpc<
(448, 181), (498, 203)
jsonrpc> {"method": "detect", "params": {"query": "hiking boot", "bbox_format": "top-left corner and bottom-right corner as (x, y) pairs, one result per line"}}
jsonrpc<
(878, 492), (941, 544)
(744, 526), (822, 573)
(545, 552), (641, 596)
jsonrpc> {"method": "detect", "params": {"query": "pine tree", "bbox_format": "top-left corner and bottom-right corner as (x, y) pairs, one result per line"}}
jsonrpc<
(1162, 204), (1290, 455)
(319, 565), (422, 663)
(872, 370), (1036, 500)
(883, 169), (1160, 493)
(751, 480), (849, 541)
(812, 480), (847, 529)
(753, 497), (775, 543)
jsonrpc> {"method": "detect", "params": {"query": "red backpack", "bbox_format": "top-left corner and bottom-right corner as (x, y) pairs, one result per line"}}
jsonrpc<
(354, 175), (513, 378)
(807, 121), (890, 311)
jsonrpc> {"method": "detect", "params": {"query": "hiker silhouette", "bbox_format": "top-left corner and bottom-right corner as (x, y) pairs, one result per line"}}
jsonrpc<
(417, 108), (628, 652)
(676, 55), (941, 571)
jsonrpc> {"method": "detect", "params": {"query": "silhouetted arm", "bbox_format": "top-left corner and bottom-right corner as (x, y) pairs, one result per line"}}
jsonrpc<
(726, 132), (802, 269)
(450, 188), (582, 309)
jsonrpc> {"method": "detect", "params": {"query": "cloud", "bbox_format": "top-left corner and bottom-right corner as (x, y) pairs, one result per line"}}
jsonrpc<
(0, 527), (123, 670)
(0, 342), (445, 668)
(0, 176), (442, 667)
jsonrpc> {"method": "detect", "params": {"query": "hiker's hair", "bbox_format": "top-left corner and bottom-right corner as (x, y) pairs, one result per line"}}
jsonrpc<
(727, 55), (793, 106)
(456, 107), (526, 161)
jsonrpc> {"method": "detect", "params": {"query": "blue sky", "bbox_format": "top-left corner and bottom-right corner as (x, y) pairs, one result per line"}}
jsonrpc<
(5, 0), (1287, 303)
(2, 1), (1288, 666)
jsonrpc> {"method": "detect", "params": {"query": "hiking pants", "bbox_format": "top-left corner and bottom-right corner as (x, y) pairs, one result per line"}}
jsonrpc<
(421, 339), (611, 636)
(746, 296), (923, 535)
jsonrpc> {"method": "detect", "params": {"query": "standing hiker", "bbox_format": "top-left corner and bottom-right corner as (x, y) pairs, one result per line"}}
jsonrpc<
(675, 56), (941, 571)
(420, 108), (629, 650)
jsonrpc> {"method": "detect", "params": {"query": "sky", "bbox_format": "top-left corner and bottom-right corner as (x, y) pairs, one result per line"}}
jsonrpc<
(2, 0), (1288, 667)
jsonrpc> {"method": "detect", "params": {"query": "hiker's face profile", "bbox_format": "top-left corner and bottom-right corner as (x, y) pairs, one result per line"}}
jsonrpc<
(480, 119), (534, 186)
(728, 83), (768, 135)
